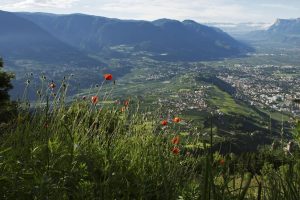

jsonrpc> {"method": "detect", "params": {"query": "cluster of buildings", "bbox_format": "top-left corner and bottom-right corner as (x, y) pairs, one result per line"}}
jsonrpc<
(158, 86), (208, 113)
(218, 64), (300, 115)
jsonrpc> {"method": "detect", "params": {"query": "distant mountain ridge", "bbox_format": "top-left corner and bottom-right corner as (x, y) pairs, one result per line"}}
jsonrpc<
(268, 18), (300, 34)
(15, 12), (252, 61)
(245, 18), (300, 45)
(0, 10), (99, 66)
(205, 22), (271, 36)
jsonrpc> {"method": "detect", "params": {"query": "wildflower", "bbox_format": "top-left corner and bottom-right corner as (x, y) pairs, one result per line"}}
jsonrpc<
(104, 74), (113, 80)
(219, 159), (225, 166)
(172, 147), (180, 155)
(173, 117), (181, 123)
(82, 96), (87, 100)
(124, 100), (129, 107)
(91, 96), (99, 105)
(161, 120), (168, 126)
(49, 82), (56, 89)
(171, 136), (180, 145)
(26, 80), (30, 85)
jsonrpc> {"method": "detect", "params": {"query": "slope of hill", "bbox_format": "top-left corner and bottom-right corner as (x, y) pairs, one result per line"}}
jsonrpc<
(16, 12), (253, 61)
(268, 18), (300, 34)
(244, 18), (300, 46)
(0, 10), (99, 66)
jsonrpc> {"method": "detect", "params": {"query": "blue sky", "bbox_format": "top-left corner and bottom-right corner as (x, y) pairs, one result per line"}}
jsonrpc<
(2, 0), (300, 23)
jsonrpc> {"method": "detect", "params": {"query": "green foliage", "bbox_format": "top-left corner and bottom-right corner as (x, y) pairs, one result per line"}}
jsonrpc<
(1, 74), (300, 200)
(0, 57), (16, 123)
(294, 120), (300, 145)
(261, 161), (300, 200)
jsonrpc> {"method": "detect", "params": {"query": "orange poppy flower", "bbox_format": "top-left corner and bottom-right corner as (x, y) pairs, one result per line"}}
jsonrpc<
(171, 136), (180, 145)
(173, 117), (181, 123)
(91, 96), (99, 104)
(104, 74), (113, 80)
(161, 120), (168, 126)
(172, 147), (180, 155)
(219, 159), (225, 166)
(49, 82), (56, 89)
(124, 100), (129, 107)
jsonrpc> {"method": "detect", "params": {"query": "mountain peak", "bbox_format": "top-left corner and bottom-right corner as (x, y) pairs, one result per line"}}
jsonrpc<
(152, 18), (181, 26)
(268, 18), (300, 34)
(182, 20), (198, 24)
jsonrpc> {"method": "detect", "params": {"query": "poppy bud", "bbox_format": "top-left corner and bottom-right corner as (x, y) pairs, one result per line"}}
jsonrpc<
(91, 96), (99, 104)
(219, 159), (225, 166)
(171, 136), (180, 145)
(49, 82), (56, 89)
(172, 147), (180, 155)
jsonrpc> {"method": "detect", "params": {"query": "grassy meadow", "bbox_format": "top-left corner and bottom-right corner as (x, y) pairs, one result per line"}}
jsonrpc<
(1, 74), (300, 200)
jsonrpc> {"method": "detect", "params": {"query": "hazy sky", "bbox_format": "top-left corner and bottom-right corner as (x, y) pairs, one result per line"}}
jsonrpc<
(1, 0), (300, 23)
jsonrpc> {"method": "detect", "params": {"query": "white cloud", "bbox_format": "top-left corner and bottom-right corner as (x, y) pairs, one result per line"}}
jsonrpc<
(259, 3), (298, 10)
(2, 0), (300, 23)
(89, 0), (262, 23)
(2, 0), (78, 9)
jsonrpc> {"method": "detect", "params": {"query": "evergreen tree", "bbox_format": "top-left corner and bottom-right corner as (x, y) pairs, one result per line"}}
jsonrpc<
(0, 57), (15, 123)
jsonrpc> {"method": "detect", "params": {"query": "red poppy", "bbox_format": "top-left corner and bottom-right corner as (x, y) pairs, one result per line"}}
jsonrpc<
(124, 100), (129, 107)
(219, 159), (225, 166)
(104, 74), (113, 80)
(171, 136), (180, 145)
(161, 120), (168, 126)
(172, 147), (180, 155)
(91, 96), (99, 104)
(49, 82), (56, 89)
(173, 117), (181, 123)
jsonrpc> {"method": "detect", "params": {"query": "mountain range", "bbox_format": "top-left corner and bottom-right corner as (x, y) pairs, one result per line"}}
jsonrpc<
(0, 10), (99, 66)
(0, 10), (252, 63)
(245, 18), (300, 45)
